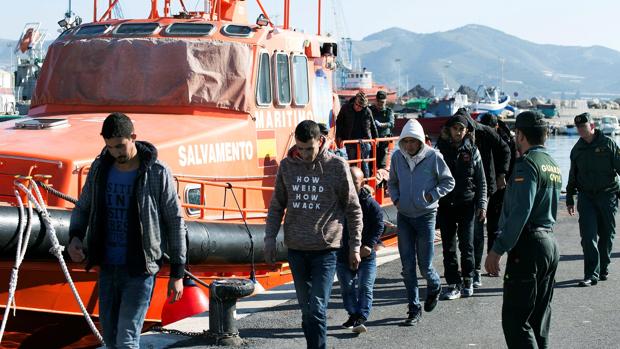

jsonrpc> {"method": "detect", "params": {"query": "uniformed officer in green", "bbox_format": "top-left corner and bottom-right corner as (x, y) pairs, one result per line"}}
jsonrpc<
(370, 90), (394, 169)
(485, 111), (561, 349)
(566, 112), (620, 286)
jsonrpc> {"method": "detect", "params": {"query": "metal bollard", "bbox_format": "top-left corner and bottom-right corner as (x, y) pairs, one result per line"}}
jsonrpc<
(205, 278), (255, 346)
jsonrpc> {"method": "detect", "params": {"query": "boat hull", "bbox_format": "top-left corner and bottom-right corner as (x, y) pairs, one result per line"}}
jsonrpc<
(0, 204), (398, 320)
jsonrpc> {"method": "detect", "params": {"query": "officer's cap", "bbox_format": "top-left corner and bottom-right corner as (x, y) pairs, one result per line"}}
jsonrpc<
(574, 112), (592, 125)
(515, 111), (547, 129)
(376, 90), (387, 100)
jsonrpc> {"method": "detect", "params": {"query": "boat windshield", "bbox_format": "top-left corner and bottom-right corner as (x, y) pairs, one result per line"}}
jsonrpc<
(33, 37), (252, 112)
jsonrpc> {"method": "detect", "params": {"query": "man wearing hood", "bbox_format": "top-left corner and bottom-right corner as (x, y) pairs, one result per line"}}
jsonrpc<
(480, 113), (516, 268)
(436, 114), (487, 300)
(388, 119), (455, 326)
(566, 112), (620, 286)
(265, 120), (363, 349)
(68, 113), (187, 348)
(457, 109), (511, 287)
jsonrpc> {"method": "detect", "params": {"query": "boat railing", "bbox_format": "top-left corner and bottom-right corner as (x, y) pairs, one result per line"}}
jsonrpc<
(341, 136), (398, 204)
(175, 176), (274, 221)
(75, 136), (399, 219)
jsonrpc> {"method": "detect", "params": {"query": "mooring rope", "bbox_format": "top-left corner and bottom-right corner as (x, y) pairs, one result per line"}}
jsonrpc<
(0, 181), (104, 345)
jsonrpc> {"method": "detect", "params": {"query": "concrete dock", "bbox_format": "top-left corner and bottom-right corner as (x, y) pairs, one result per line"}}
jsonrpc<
(141, 202), (620, 348)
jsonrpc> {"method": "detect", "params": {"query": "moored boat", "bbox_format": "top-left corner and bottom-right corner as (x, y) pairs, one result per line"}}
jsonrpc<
(0, 0), (398, 346)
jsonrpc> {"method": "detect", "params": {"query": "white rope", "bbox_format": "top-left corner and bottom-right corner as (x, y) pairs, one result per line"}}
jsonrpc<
(0, 181), (104, 345)
(0, 189), (30, 341)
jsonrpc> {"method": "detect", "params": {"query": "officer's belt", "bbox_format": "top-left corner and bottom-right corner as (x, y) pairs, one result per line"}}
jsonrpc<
(521, 226), (553, 238)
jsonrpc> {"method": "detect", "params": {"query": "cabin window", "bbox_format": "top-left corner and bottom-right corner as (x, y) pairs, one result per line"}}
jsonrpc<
(221, 25), (253, 37)
(75, 24), (111, 36)
(165, 23), (215, 36)
(184, 184), (203, 216)
(274, 53), (291, 105)
(115, 23), (161, 35)
(292, 55), (309, 106)
(256, 52), (272, 106)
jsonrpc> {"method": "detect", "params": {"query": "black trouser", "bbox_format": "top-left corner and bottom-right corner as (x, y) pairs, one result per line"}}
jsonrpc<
(486, 188), (506, 252)
(438, 202), (476, 285)
(376, 141), (389, 170)
(502, 230), (559, 349)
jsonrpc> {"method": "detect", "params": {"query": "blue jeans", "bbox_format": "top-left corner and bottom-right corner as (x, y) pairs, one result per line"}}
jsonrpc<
(397, 212), (441, 307)
(99, 265), (155, 349)
(345, 142), (371, 178)
(288, 249), (338, 349)
(336, 251), (377, 319)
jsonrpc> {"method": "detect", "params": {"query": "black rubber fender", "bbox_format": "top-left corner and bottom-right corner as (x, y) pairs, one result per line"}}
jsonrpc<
(210, 278), (255, 300)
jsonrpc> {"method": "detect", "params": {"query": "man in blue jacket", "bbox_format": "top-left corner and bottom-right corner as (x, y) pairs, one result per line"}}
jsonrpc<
(337, 166), (384, 334)
(388, 119), (455, 326)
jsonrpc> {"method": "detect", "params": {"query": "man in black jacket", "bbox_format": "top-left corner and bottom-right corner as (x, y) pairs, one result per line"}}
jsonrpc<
(480, 113), (517, 263)
(336, 92), (378, 177)
(459, 109), (511, 287)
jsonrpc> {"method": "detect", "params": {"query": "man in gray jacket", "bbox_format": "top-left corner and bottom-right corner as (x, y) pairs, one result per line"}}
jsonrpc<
(388, 119), (455, 326)
(67, 113), (187, 349)
(265, 120), (363, 349)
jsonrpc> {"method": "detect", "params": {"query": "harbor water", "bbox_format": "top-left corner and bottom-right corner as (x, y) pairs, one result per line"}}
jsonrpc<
(546, 134), (620, 189)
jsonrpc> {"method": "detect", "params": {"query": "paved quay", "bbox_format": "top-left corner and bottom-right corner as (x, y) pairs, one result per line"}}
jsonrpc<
(142, 201), (620, 348)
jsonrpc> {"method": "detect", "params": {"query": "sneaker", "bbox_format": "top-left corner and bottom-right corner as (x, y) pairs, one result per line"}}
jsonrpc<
(578, 278), (598, 287)
(403, 305), (422, 326)
(352, 316), (367, 334)
(600, 273), (609, 281)
(473, 270), (482, 288)
(424, 286), (441, 312)
(440, 284), (462, 300)
(342, 314), (358, 329)
(461, 278), (474, 298)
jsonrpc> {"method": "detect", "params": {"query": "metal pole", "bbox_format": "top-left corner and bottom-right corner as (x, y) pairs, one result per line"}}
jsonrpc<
(317, 0), (322, 35)
(395, 58), (400, 103)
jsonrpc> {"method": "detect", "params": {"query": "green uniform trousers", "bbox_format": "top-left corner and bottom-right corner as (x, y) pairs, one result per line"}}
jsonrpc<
(577, 191), (618, 279)
(502, 230), (559, 349)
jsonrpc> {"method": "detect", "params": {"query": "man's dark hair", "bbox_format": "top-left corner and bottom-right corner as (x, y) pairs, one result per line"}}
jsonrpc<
(101, 112), (134, 139)
(317, 123), (329, 136)
(295, 120), (321, 142)
(518, 127), (547, 146)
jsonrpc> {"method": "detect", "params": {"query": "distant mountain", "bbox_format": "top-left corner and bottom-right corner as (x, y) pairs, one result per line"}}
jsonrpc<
(1, 24), (619, 97)
(351, 25), (620, 98)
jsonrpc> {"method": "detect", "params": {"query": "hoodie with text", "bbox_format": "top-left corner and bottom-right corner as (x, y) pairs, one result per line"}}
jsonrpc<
(265, 138), (363, 254)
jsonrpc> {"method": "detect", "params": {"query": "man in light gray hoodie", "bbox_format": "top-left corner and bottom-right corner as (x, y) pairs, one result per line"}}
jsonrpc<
(388, 119), (455, 326)
(265, 120), (363, 349)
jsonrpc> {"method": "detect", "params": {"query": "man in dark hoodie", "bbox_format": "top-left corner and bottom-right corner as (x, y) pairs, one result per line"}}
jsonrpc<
(336, 91), (378, 177)
(265, 120), (363, 349)
(67, 113), (186, 348)
(480, 113), (516, 271)
(337, 166), (384, 334)
(436, 114), (487, 300)
(457, 108), (510, 287)
(566, 112), (620, 286)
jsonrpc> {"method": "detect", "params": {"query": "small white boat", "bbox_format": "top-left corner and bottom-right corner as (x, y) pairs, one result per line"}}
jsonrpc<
(558, 124), (579, 135)
(470, 85), (510, 115)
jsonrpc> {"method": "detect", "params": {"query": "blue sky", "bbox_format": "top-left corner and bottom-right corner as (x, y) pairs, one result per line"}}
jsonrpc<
(2, 0), (619, 52)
